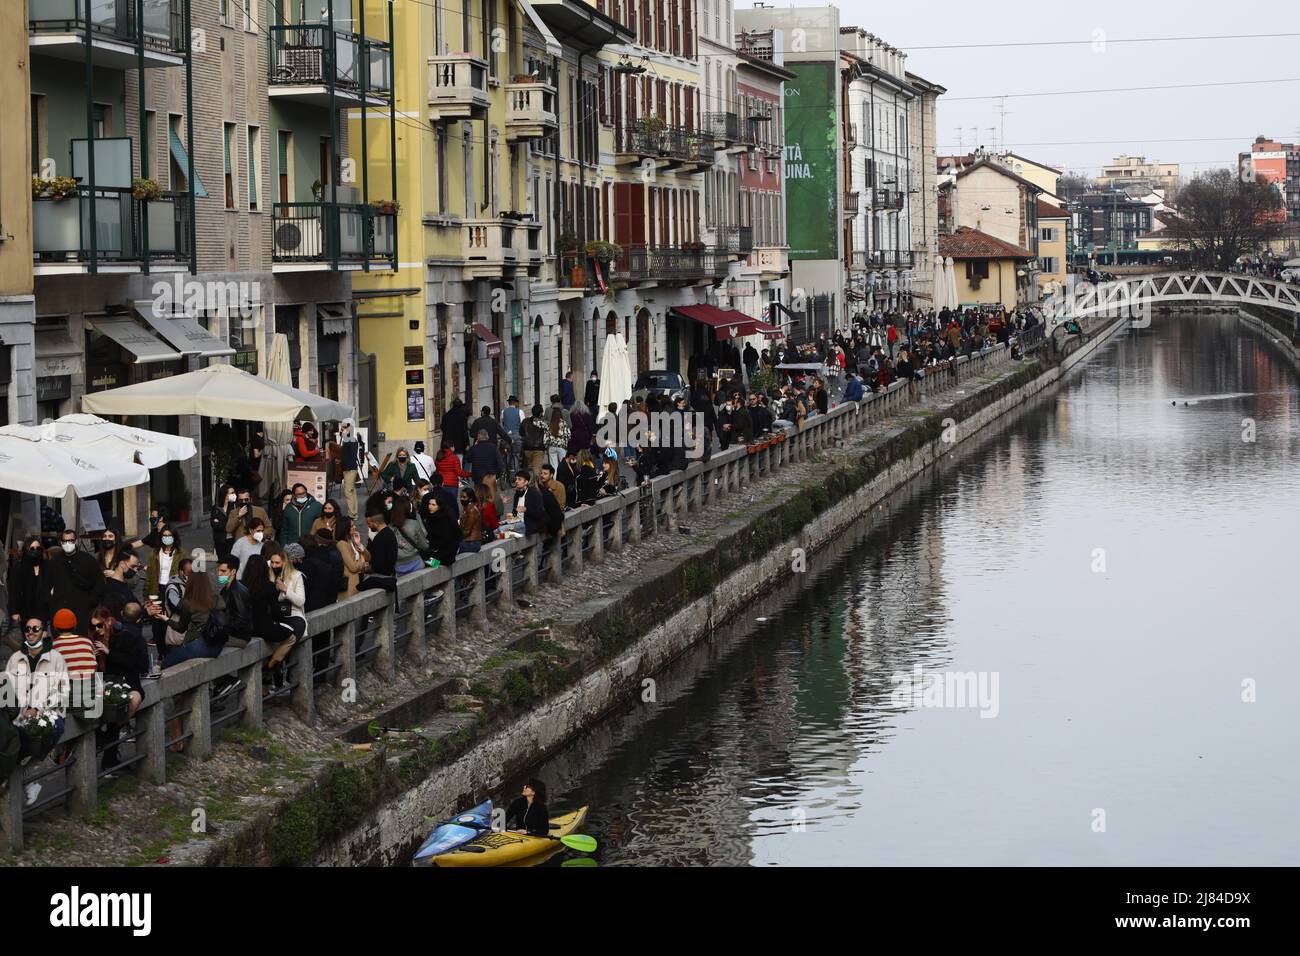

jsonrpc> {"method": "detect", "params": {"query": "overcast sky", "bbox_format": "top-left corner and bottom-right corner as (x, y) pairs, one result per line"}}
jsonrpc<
(740, 1), (1300, 177)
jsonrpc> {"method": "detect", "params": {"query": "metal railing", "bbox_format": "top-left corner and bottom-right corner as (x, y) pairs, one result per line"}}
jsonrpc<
(0, 342), (1028, 852)
(611, 244), (730, 283)
(863, 250), (915, 270)
(29, 0), (186, 55)
(726, 225), (754, 255)
(844, 191), (860, 217)
(32, 190), (191, 265)
(269, 24), (393, 97)
(271, 202), (396, 266)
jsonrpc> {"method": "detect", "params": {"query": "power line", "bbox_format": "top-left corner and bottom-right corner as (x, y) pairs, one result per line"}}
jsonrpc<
(902, 31), (1300, 51)
(946, 76), (1300, 101)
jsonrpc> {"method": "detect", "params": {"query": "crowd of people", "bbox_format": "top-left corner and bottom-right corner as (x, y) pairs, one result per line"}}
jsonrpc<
(1, 309), (1035, 802)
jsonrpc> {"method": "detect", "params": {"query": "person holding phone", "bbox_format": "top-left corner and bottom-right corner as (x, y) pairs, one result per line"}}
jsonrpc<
(224, 489), (272, 541)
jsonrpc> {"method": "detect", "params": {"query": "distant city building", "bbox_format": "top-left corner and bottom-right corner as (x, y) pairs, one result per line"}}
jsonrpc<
(1238, 136), (1298, 225)
(1097, 155), (1181, 194)
(938, 226), (1037, 310)
(1069, 192), (1156, 266)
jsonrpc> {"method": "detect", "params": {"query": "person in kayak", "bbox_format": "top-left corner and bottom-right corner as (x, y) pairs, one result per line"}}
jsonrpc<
(504, 779), (550, 836)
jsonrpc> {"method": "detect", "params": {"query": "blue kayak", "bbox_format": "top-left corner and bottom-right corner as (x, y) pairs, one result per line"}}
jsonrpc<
(413, 800), (493, 864)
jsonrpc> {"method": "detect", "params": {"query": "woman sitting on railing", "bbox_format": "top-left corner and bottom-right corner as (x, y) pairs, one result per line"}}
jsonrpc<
(390, 498), (430, 574)
(335, 517), (370, 598)
(457, 490), (483, 555)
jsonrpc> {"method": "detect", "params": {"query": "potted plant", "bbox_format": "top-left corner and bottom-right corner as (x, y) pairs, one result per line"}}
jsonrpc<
(558, 229), (578, 252)
(99, 681), (134, 726)
(585, 239), (622, 264)
(16, 710), (61, 763)
(131, 177), (163, 201)
(638, 116), (665, 136)
(372, 199), (400, 215)
(32, 176), (80, 201)
(311, 179), (323, 200)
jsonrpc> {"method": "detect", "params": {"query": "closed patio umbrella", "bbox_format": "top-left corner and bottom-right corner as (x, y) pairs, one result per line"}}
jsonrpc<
(596, 333), (632, 421)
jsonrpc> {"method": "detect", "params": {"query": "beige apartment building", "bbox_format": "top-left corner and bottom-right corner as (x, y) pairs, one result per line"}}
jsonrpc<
(1097, 155), (1179, 194)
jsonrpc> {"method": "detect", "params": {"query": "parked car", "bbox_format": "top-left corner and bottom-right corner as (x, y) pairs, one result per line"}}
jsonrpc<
(632, 369), (688, 405)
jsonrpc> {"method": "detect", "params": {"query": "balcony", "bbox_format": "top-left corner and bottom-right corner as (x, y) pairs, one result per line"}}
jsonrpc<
(857, 250), (915, 270)
(725, 225), (754, 256)
(428, 53), (489, 121)
(269, 24), (392, 108)
(661, 128), (715, 170)
(843, 191), (860, 217)
(29, 0), (185, 68)
(271, 202), (396, 271)
(615, 123), (664, 164)
(460, 218), (541, 279)
(611, 244), (729, 285)
(33, 189), (191, 273)
(749, 245), (789, 279)
(504, 81), (558, 142)
(703, 112), (746, 151)
(871, 189), (905, 211)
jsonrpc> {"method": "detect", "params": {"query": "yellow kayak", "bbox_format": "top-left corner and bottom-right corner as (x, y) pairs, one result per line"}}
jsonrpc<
(431, 807), (589, 868)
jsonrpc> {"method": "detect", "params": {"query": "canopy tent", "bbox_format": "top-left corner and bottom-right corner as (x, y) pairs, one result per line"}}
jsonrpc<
(0, 426), (151, 498)
(596, 333), (632, 421)
(80, 362), (353, 423)
(42, 414), (196, 469)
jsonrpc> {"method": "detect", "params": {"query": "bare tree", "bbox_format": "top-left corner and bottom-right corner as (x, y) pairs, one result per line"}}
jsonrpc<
(1162, 169), (1286, 270)
(1056, 173), (1097, 201)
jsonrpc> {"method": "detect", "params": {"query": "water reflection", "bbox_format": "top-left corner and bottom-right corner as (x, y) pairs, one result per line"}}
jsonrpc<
(521, 315), (1300, 866)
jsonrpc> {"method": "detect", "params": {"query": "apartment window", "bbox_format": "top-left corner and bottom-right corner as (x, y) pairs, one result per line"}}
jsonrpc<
(278, 130), (291, 203)
(243, 0), (257, 33)
(92, 104), (111, 138)
(248, 126), (261, 211)
(966, 261), (990, 280)
(1041, 257), (1058, 274)
(223, 123), (237, 209)
(1040, 226), (1057, 242)
(220, 0), (228, 25)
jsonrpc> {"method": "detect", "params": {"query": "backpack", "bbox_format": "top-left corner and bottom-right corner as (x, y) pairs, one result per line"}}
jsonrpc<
(521, 418), (546, 451)
(540, 486), (565, 536)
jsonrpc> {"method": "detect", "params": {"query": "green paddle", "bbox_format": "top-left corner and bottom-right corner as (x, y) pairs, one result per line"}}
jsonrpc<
(561, 857), (598, 867)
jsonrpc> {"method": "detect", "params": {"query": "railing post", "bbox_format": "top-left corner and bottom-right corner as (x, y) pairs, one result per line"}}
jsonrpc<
(288, 636), (316, 725)
(66, 730), (98, 817)
(438, 578), (457, 642)
(239, 653), (264, 730)
(590, 515), (605, 563)
(471, 567), (489, 627)
(0, 767), (24, 852)
(492, 544), (514, 605)
(375, 600), (396, 683)
(138, 701), (167, 784)
(524, 538), (541, 590)
(608, 507), (624, 552)
(336, 623), (357, 689)
(182, 682), (213, 759)
(626, 499), (642, 546)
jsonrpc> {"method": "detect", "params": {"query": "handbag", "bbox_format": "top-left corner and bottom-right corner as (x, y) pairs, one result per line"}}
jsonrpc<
(165, 625), (187, 647)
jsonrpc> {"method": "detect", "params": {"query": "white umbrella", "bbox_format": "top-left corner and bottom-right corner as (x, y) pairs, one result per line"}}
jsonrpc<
(596, 333), (632, 421)
(932, 255), (950, 311)
(80, 361), (352, 422)
(0, 426), (150, 498)
(945, 256), (960, 310)
(45, 414), (196, 469)
(261, 333), (295, 496)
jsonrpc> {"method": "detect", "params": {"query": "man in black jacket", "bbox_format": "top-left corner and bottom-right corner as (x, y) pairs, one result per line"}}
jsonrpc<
(439, 398), (471, 454)
(45, 529), (105, 636)
(469, 406), (507, 446)
(360, 507), (398, 592)
(465, 429), (505, 486)
(216, 558), (252, 644)
(511, 471), (547, 536)
(301, 532), (345, 612)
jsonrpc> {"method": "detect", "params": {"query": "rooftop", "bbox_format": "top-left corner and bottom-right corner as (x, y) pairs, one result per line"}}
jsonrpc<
(939, 226), (1036, 261)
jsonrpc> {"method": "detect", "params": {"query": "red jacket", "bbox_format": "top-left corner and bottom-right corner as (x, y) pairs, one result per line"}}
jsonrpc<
(293, 428), (322, 460)
(435, 452), (470, 487)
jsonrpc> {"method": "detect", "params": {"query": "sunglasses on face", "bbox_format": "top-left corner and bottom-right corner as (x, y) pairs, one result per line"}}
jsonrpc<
(24, 625), (43, 634)
(91, 622), (105, 632)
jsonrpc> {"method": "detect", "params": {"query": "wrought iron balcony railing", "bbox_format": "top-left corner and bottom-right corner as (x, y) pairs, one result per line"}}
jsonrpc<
(269, 24), (393, 99)
(271, 201), (395, 267)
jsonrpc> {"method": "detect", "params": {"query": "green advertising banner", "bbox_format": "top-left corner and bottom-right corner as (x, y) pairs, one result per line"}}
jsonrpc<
(783, 62), (838, 261)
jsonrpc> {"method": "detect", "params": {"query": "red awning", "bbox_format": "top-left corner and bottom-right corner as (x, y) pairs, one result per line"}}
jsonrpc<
(741, 319), (784, 339)
(471, 323), (503, 358)
(671, 305), (766, 341)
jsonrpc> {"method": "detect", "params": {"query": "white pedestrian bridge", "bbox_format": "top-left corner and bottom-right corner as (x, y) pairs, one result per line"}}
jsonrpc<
(1045, 272), (1300, 327)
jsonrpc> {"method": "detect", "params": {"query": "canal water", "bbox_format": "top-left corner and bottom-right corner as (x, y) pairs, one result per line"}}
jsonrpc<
(513, 314), (1300, 866)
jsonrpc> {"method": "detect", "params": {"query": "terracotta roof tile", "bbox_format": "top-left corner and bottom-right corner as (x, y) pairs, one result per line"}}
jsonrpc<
(938, 226), (1036, 261)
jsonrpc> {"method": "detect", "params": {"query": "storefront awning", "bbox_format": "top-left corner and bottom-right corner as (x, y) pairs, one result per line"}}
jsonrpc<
(471, 322), (503, 358)
(317, 303), (350, 336)
(739, 319), (784, 339)
(86, 315), (180, 365)
(134, 303), (236, 358)
(671, 304), (768, 341)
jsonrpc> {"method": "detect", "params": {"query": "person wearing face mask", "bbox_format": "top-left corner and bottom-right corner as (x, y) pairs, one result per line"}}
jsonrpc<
(310, 498), (341, 538)
(128, 506), (169, 552)
(4, 617), (69, 802)
(280, 482), (324, 543)
(103, 551), (141, 607)
(230, 518), (267, 583)
(7, 536), (50, 634)
(93, 524), (125, 577)
(382, 447), (419, 488)
(143, 527), (182, 605)
(225, 488), (273, 542)
(210, 482), (239, 562)
(43, 530), (105, 638)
